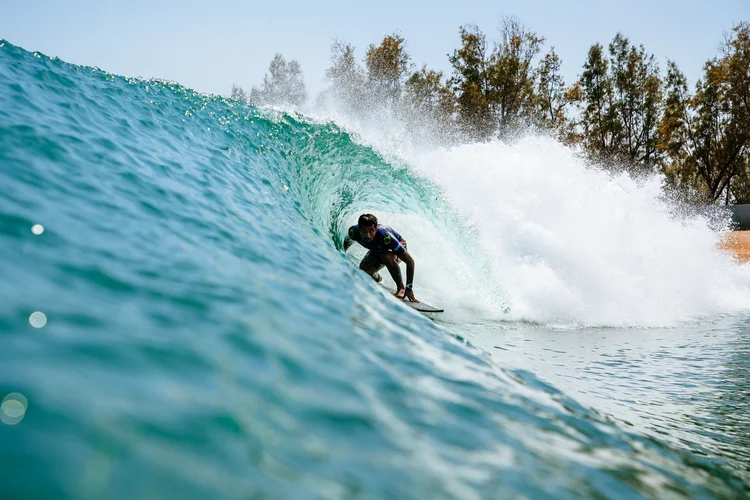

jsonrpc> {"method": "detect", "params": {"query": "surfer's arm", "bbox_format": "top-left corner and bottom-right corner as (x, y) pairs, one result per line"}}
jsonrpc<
(385, 235), (416, 294)
(343, 226), (357, 252)
(395, 250), (418, 302)
(400, 250), (416, 289)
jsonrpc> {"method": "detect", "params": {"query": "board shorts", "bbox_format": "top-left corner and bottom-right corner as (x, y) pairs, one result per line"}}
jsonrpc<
(361, 240), (407, 268)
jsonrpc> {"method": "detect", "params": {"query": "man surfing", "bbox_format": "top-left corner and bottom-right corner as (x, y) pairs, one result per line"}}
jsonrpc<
(344, 214), (419, 303)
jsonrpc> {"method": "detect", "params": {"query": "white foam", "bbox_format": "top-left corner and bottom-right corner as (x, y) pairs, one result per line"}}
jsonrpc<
(407, 136), (750, 326)
(308, 97), (750, 327)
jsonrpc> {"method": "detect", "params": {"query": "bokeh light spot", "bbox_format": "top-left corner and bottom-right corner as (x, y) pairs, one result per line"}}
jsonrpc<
(1, 393), (28, 425)
(29, 311), (47, 328)
(31, 224), (44, 235)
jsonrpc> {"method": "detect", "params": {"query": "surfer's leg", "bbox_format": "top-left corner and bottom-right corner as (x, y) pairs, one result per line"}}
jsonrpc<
(381, 252), (404, 289)
(359, 251), (384, 282)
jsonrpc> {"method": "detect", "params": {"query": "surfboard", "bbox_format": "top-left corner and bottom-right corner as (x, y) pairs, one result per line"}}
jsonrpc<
(379, 284), (444, 313)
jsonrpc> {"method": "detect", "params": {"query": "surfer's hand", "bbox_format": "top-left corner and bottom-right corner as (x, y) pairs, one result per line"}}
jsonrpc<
(394, 288), (406, 299)
(405, 289), (419, 303)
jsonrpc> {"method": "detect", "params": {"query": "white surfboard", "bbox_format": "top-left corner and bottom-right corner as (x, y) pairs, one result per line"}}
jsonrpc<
(379, 284), (444, 313)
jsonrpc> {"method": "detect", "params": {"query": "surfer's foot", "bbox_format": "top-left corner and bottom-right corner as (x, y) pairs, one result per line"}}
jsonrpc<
(372, 272), (383, 283)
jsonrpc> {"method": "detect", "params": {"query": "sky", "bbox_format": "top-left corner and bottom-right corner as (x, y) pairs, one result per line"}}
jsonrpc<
(2, 0), (748, 101)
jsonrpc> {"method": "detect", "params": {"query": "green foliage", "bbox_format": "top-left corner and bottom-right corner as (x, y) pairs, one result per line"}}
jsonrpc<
(448, 18), (545, 139)
(657, 23), (750, 203)
(608, 34), (663, 168)
(487, 16), (545, 133)
(658, 61), (692, 187)
(365, 34), (412, 105)
(575, 34), (663, 172)
(250, 53), (307, 107)
(326, 39), (361, 86)
(533, 47), (573, 135)
(722, 22), (750, 132)
(723, 22), (750, 202)
(579, 43), (618, 160)
(448, 24), (493, 138)
(404, 66), (454, 120)
(324, 39), (366, 112)
(230, 84), (247, 102)
(240, 19), (749, 206)
(403, 65), (456, 141)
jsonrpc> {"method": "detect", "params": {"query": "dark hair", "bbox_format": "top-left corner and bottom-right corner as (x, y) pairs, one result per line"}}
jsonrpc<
(358, 213), (378, 228)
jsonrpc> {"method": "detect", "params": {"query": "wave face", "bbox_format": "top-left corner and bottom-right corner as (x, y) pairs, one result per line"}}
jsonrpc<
(1, 40), (749, 498)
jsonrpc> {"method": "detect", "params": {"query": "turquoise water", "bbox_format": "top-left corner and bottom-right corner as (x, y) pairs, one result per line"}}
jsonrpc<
(1, 40), (749, 498)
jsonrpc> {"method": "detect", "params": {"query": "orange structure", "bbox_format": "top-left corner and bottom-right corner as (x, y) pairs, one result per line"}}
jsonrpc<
(718, 231), (750, 263)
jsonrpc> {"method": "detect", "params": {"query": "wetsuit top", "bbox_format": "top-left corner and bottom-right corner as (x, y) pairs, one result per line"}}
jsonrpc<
(347, 224), (406, 256)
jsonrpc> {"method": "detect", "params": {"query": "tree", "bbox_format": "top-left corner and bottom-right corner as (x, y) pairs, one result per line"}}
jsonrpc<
(250, 53), (307, 107)
(449, 24), (493, 138)
(487, 16), (545, 134)
(691, 60), (746, 202)
(579, 43), (618, 161)
(365, 33), (412, 106)
(658, 61), (693, 190)
(404, 66), (454, 118)
(723, 22), (750, 202)
(608, 33), (663, 169)
(403, 65), (456, 140)
(533, 47), (569, 131)
(230, 84), (248, 102)
(324, 39), (366, 112)
(560, 81), (586, 145)
(721, 22), (750, 133)
(658, 24), (750, 204)
(576, 34), (663, 170)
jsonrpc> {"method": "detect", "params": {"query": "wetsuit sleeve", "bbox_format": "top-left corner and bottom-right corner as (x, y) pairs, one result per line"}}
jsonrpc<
(344, 225), (358, 250)
(383, 232), (406, 255)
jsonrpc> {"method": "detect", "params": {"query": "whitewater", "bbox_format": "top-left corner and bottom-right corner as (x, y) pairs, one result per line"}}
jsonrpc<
(1, 40), (749, 498)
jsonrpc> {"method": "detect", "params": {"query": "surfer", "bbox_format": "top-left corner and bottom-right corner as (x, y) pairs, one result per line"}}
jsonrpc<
(344, 214), (419, 303)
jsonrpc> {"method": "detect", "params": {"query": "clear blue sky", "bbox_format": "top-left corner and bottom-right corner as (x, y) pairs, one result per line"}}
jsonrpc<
(3, 0), (748, 99)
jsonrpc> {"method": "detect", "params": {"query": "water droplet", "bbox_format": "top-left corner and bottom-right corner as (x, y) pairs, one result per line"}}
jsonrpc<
(1, 393), (28, 425)
(31, 224), (44, 235)
(29, 311), (47, 328)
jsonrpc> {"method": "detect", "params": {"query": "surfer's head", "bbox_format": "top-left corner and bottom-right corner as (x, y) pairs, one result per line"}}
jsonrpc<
(358, 214), (378, 242)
